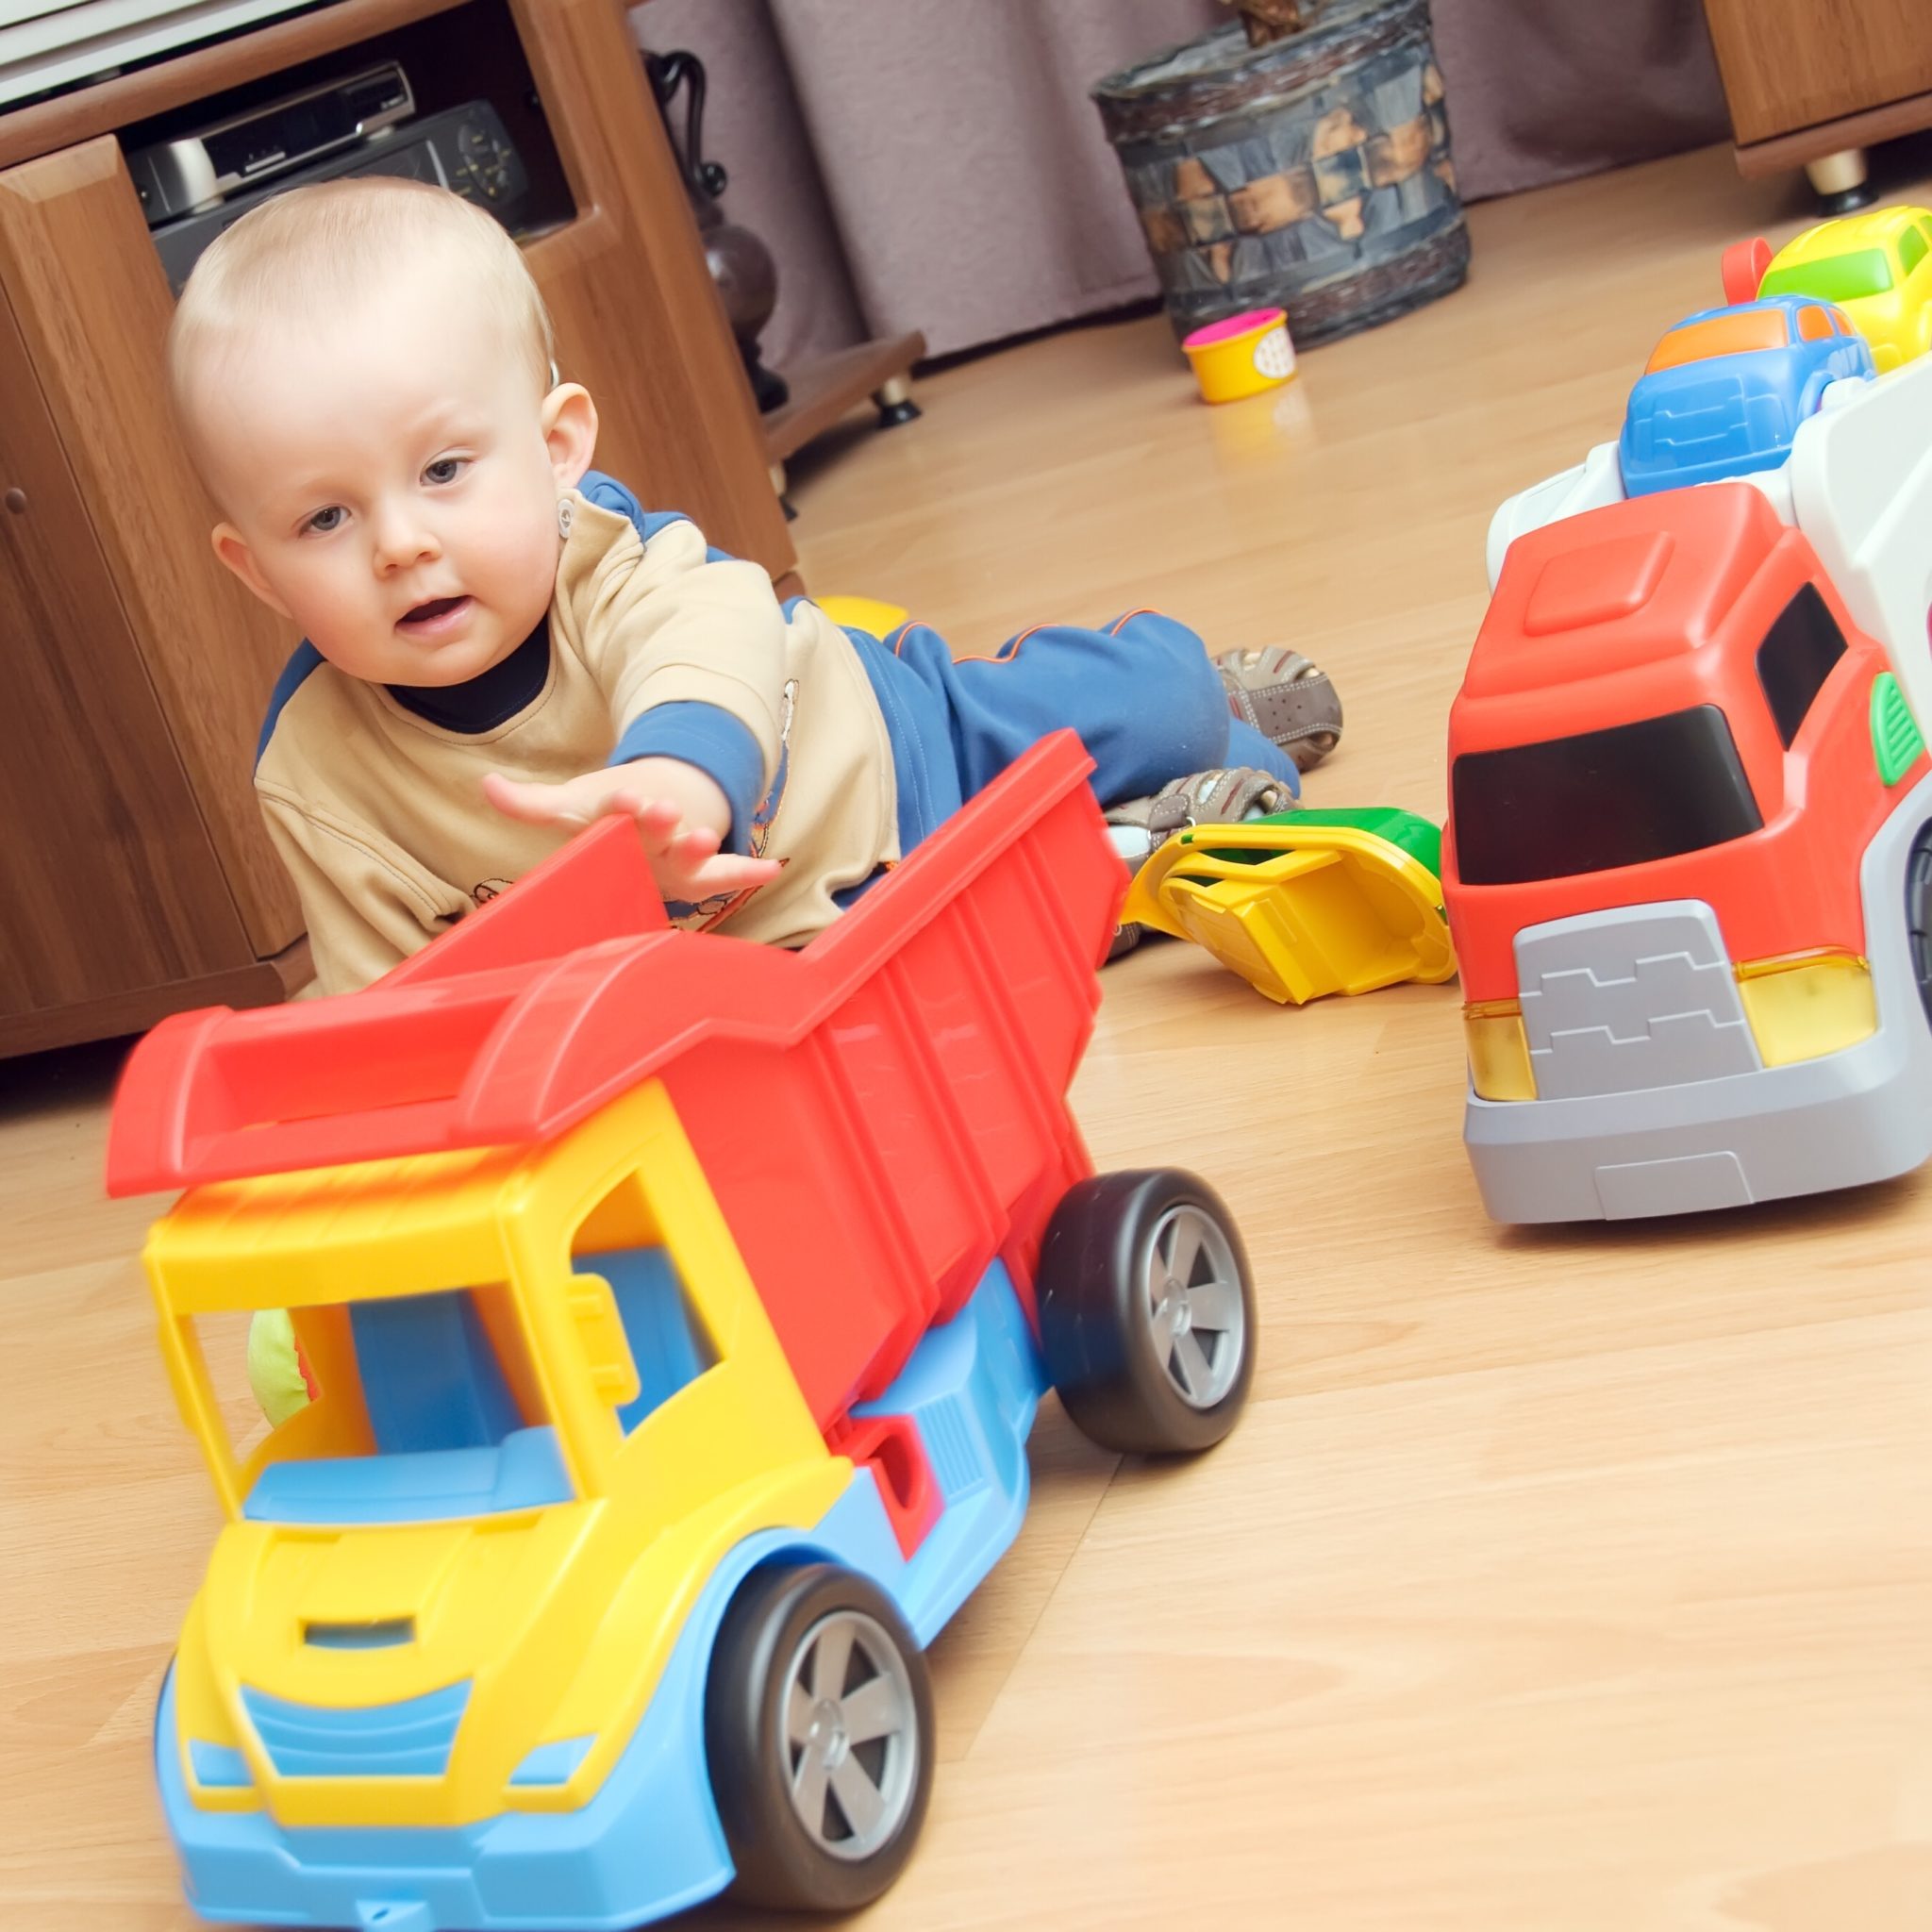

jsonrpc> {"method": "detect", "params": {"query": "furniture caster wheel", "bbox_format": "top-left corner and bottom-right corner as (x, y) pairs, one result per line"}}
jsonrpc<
(1807, 150), (1874, 218)
(873, 375), (921, 430)
(1818, 184), (1877, 217)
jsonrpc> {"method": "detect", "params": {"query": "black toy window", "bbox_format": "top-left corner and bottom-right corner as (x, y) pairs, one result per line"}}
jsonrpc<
(1452, 707), (1764, 886)
(1756, 583), (1848, 748)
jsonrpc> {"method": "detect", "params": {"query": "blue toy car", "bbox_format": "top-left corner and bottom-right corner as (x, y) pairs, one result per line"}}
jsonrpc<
(1619, 295), (1875, 496)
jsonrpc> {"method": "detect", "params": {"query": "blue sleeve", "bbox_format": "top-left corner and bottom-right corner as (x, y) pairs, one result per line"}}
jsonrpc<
(257, 641), (325, 768)
(578, 470), (736, 563)
(576, 468), (647, 529)
(608, 702), (765, 853)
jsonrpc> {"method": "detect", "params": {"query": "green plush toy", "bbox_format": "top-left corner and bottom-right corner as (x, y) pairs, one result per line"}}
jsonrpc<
(246, 1308), (313, 1428)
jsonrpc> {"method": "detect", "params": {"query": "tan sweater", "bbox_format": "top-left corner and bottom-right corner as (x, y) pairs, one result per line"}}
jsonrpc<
(255, 491), (899, 993)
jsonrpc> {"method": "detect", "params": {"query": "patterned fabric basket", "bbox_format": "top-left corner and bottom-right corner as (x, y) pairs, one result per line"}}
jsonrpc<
(1094, 0), (1469, 348)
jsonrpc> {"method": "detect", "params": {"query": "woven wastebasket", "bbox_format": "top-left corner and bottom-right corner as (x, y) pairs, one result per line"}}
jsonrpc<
(1094, 0), (1469, 349)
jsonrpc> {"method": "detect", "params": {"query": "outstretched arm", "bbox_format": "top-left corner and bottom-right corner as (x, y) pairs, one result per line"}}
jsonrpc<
(482, 756), (781, 904)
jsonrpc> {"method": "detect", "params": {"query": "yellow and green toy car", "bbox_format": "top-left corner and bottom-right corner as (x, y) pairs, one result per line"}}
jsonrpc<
(1753, 205), (1932, 371)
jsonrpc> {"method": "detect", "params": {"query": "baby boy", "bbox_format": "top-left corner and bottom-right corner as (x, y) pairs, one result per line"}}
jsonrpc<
(167, 178), (1341, 992)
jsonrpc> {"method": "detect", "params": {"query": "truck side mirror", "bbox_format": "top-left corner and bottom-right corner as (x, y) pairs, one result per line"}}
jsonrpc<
(567, 1272), (642, 1412)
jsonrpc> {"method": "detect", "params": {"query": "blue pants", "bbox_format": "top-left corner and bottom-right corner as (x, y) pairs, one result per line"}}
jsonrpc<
(844, 609), (1299, 854)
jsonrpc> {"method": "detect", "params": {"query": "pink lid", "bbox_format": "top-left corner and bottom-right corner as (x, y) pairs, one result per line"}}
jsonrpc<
(1183, 308), (1287, 350)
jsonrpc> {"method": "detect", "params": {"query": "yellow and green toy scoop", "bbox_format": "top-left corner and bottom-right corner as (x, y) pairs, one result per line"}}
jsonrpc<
(1120, 806), (1458, 1005)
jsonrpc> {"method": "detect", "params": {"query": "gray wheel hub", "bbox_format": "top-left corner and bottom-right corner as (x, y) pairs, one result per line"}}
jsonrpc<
(1143, 1203), (1245, 1409)
(781, 1609), (919, 1860)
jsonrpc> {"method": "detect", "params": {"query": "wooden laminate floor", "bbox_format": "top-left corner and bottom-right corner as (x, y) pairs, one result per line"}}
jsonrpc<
(7, 142), (1932, 1931)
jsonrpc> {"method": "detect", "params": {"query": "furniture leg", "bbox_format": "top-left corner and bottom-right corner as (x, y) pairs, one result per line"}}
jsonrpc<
(1806, 148), (1875, 216)
(874, 375), (922, 429)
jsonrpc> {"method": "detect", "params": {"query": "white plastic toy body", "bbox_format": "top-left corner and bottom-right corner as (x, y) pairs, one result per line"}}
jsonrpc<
(1486, 358), (1932, 731)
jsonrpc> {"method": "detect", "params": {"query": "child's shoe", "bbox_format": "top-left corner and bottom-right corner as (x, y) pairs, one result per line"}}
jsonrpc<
(1104, 765), (1296, 960)
(1217, 646), (1341, 772)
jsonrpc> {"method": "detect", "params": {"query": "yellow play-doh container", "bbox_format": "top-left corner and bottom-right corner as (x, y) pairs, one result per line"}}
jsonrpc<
(1181, 308), (1296, 403)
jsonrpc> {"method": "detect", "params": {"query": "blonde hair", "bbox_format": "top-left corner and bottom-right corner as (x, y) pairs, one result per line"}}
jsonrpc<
(167, 177), (555, 448)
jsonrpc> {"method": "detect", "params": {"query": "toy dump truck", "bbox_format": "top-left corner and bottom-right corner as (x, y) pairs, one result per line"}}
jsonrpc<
(108, 733), (1258, 1929)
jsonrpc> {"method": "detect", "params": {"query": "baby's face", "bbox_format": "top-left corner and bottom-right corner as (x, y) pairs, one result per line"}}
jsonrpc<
(196, 282), (581, 687)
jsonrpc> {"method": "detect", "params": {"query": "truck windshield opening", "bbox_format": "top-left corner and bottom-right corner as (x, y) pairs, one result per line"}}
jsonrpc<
(1452, 705), (1764, 886)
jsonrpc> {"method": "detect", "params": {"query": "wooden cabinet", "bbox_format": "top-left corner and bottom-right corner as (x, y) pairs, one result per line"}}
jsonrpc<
(1702, 0), (1932, 201)
(0, 0), (793, 1058)
(0, 257), (274, 1031)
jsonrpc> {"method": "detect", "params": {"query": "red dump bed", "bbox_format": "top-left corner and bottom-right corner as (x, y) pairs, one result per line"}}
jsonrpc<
(108, 732), (1125, 1426)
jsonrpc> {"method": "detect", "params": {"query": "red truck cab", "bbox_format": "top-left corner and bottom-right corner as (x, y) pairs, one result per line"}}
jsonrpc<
(1443, 483), (1932, 1222)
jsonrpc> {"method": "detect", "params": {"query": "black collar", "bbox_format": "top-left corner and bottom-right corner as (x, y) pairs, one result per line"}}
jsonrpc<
(388, 617), (551, 733)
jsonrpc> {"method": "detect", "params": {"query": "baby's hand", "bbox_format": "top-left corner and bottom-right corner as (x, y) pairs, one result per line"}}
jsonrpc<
(483, 759), (782, 906)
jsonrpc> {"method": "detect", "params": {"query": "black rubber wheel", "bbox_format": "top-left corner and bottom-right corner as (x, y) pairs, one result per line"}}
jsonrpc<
(1037, 1169), (1257, 1456)
(1818, 183), (1878, 217)
(705, 1563), (934, 1912)
(1906, 824), (1932, 1026)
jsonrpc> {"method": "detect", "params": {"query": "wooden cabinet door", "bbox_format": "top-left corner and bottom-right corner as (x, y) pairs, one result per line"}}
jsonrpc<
(1703, 0), (1932, 145)
(0, 279), (253, 1022)
(0, 138), (305, 961)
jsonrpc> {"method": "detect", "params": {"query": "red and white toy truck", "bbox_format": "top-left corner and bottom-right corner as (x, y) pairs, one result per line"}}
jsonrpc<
(1445, 479), (1932, 1223)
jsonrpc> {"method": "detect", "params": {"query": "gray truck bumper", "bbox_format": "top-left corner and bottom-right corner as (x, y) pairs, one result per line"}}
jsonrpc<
(1465, 774), (1932, 1223)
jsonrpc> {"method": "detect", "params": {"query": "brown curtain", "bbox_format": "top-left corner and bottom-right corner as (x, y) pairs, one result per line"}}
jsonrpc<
(1431, 0), (1727, 199)
(627, 0), (1728, 370)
